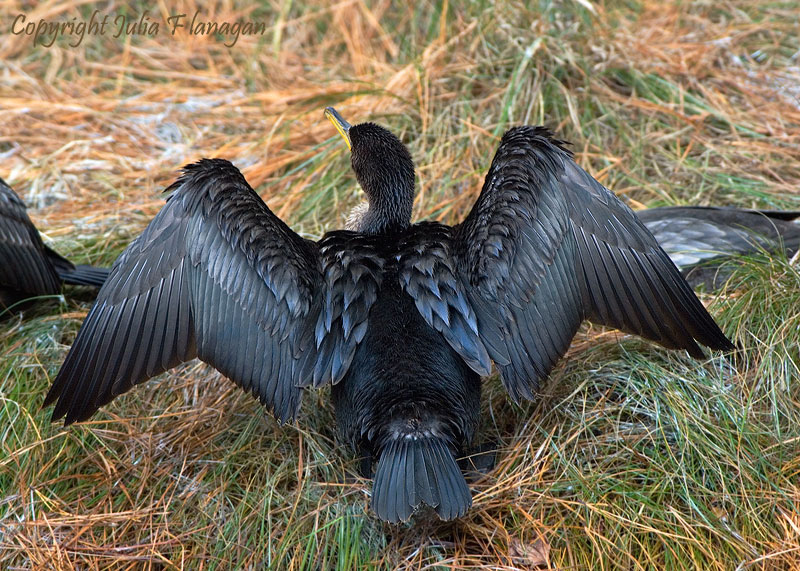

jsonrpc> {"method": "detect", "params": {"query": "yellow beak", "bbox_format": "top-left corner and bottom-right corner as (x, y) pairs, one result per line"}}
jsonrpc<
(324, 107), (352, 151)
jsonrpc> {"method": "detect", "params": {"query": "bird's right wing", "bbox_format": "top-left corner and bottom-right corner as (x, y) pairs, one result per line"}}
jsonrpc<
(446, 127), (732, 402)
(45, 159), (326, 424)
(450, 129), (584, 401)
(0, 178), (61, 296)
(560, 156), (734, 358)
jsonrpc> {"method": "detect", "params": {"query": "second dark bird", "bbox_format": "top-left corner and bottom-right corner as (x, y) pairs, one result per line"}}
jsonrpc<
(1, 178), (108, 313)
(45, 109), (734, 523)
(640, 206), (800, 289)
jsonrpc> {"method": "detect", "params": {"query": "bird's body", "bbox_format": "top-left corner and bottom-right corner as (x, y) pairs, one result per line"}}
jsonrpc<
(640, 206), (800, 289)
(0, 178), (109, 312)
(331, 240), (480, 521)
(45, 110), (734, 523)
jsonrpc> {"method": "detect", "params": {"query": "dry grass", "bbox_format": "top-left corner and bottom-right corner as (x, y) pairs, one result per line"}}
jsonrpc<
(1, 0), (799, 569)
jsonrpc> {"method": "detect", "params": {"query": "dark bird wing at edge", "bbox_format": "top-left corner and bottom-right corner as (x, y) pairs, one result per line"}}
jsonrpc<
(0, 178), (62, 296)
(637, 206), (800, 267)
(0, 178), (110, 302)
(404, 127), (734, 402)
(637, 206), (800, 289)
(45, 159), (385, 425)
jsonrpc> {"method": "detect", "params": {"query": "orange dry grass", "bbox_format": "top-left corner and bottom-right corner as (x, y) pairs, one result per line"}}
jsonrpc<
(1, 0), (799, 569)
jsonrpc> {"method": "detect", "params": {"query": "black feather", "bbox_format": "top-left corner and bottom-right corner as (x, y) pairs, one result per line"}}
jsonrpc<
(371, 434), (471, 523)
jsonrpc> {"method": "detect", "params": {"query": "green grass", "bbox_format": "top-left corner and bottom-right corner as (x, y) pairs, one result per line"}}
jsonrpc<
(1, 0), (799, 568)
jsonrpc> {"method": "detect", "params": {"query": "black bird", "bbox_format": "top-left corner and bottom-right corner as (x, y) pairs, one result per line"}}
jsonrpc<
(44, 109), (733, 523)
(1, 178), (109, 312)
(639, 206), (800, 289)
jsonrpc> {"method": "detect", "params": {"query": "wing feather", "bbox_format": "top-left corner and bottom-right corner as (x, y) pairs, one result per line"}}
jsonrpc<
(47, 159), (384, 424)
(562, 158), (733, 354)
(451, 128), (583, 398)
(305, 231), (384, 388)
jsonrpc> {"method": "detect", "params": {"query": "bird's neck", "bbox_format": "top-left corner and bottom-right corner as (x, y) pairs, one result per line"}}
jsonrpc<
(348, 187), (413, 235)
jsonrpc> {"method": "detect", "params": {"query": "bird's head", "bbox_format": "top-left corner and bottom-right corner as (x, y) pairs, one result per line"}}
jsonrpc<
(325, 107), (415, 234)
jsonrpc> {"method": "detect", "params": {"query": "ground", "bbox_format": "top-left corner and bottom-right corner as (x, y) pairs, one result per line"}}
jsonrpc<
(1, 0), (799, 569)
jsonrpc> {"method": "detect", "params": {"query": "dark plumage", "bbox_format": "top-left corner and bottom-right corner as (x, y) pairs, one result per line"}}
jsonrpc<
(44, 108), (733, 524)
(639, 206), (800, 289)
(0, 178), (109, 312)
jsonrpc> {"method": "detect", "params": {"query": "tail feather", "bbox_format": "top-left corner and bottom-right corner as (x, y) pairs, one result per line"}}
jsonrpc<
(372, 435), (471, 523)
(58, 264), (110, 287)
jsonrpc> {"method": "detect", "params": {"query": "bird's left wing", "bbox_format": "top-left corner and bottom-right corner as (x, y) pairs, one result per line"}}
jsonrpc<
(45, 159), (327, 424)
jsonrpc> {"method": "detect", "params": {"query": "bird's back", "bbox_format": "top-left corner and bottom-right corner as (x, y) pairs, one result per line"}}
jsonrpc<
(332, 266), (480, 455)
(330, 256), (480, 523)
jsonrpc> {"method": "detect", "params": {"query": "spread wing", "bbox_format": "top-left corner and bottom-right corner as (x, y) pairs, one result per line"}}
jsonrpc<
(46, 159), (375, 425)
(0, 178), (61, 297)
(405, 127), (733, 402)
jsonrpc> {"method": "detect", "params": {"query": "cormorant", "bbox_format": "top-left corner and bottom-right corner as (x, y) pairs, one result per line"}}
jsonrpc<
(1, 178), (109, 312)
(44, 109), (734, 523)
(640, 206), (800, 289)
